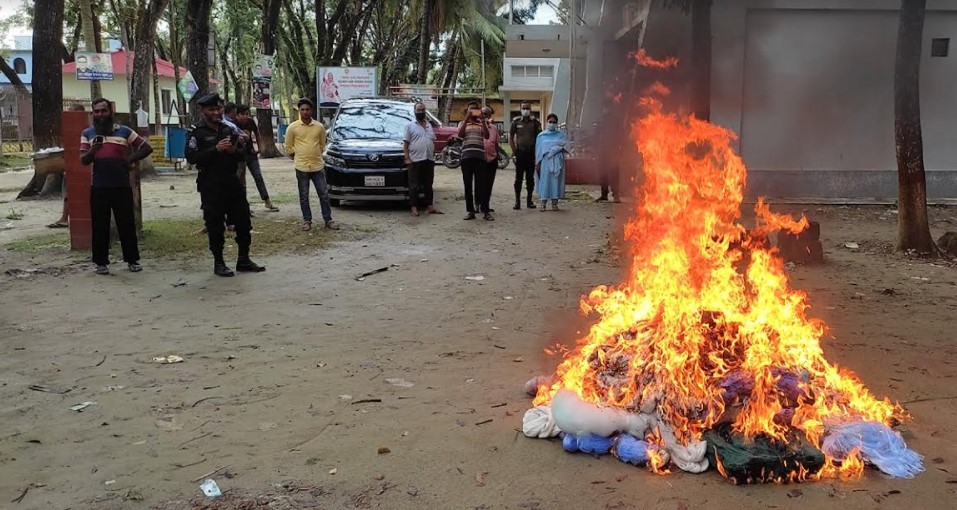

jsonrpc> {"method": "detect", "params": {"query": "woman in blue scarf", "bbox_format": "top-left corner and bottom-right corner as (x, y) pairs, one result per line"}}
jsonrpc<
(535, 113), (568, 211)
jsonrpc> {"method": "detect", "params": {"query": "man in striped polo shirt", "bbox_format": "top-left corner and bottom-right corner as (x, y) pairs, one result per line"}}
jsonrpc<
(456, 101), (490, 220)
(80, 98), (153, 275)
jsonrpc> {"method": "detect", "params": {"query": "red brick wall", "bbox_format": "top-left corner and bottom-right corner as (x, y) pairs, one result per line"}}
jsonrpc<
(63, 111), (92, 250)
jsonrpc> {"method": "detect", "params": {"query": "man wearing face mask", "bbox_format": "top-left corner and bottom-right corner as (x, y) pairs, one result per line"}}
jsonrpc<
(403, 102), (441, 216)
(509, 102), (541, 210)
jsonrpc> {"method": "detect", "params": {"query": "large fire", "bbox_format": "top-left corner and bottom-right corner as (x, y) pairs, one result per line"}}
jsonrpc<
(531, 51), (905, 482)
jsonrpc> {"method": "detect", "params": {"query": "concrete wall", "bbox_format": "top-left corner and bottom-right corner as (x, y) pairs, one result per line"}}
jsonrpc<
(643, 0), (957, 199)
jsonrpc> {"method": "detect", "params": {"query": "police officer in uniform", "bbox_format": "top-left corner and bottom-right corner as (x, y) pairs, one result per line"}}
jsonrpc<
(509, 102), (542, 210)
(186, 93), (265, 277)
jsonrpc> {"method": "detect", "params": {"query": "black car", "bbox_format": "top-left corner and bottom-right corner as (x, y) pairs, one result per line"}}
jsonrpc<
(323, 98), (444, 206)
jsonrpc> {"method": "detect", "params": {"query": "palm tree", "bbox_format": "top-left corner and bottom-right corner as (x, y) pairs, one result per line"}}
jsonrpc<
(434, 0), (506, 118)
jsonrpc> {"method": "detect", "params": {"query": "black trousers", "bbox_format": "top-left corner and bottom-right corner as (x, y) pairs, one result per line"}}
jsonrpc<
(91, 187), (139, 266)
(200, 182), (252, 262)
(461, 158), (490, 213)
(600, 161), (620, 198)
(514, 148), (535, 194)
(408, 159), (435, 208)
(474, 159), (497, 211)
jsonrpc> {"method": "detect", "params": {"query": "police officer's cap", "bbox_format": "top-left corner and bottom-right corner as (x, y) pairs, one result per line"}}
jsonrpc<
(196, 93), (223, 107)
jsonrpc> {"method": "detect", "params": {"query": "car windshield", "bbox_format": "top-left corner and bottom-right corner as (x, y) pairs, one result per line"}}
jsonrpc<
(330, 103), (413, 141)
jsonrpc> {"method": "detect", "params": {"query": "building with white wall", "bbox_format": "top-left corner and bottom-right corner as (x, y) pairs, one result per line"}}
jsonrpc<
(643, 0), (957, 199)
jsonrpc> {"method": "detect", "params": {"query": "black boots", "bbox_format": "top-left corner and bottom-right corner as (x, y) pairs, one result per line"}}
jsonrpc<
(214, 261), (235, 277)
(526, 192), (535, 209)
(236, 248), (265, 272)
(513, 191), (521, 210)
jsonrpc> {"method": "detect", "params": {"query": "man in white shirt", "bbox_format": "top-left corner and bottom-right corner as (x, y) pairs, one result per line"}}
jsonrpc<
(403, 102), (441, 216)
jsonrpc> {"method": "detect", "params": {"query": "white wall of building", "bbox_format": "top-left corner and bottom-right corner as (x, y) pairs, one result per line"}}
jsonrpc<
(643, 0), (957, 199)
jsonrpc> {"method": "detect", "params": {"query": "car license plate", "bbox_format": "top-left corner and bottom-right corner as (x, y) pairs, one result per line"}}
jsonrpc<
(364, 175), (385, 187)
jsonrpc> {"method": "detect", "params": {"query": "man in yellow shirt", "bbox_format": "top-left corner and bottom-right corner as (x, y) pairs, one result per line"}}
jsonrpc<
(285, 98), (339, 231)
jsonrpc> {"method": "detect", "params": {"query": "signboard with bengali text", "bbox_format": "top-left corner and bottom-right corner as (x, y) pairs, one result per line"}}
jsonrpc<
(316, 67), (378, 107)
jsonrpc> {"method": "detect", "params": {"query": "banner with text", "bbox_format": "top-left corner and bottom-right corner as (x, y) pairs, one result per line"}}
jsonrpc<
(316, 67), (377, 107)
(75, 52), (114, 80)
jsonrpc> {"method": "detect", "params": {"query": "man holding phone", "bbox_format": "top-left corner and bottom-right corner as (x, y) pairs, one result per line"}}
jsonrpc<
(457, 100), (491, 220)
(80, 98), (152, 275)
(186, 93), (265, 277)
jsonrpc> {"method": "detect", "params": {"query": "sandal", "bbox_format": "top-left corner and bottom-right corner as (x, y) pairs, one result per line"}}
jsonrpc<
(301, 221), (312, 231)
(411, 207), (420, 217)
(539, 204), (546, 211)
(47, 222), (68, 229)
(551, 204), (560, 211)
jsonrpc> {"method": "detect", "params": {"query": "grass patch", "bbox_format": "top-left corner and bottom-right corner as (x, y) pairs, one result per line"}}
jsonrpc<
(0, 154), (31, 169)
(0, 186), (23, 193)
(563, 189), (595, 201)
(6, 208), (24, 220)
(141, 217), (336, 259)
(268, 192), (299, 205)
(7, 232), (70, 252)
(7, 217), (341, 260)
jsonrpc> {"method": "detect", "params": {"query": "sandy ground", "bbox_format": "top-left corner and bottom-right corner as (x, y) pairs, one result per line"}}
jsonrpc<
(1, 159), (956, 510)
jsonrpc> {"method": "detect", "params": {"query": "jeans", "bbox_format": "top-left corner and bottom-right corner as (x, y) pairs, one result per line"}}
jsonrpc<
(296, 169), (332, 223)
(90, 187), (139, 266)
(408, 159), (435, 208)
(238, 156), (270, 201)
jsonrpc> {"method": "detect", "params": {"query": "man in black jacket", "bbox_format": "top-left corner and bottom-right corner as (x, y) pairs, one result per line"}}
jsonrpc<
(186, 93), (265, 277)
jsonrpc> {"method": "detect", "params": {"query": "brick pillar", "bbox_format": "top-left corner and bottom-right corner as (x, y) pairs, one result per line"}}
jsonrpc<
(63, 111), (92, 250)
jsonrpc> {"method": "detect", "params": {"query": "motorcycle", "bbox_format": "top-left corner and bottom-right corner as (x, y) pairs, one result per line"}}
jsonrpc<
(441, 136), (462, 168)
(441, 136), (510, 170)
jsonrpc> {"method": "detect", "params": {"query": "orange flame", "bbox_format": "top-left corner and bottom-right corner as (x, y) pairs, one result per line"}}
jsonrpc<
(533, 52), (903, 480)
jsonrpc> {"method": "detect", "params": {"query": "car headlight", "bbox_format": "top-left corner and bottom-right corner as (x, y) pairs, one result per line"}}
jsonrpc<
(323, 154), (346, 168)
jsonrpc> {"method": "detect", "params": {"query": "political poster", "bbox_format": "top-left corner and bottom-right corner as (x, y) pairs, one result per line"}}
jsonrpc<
(252, 79), (272, 109)
(253, 55), (275, 80)
(75, 52), (114, 80)
(394, 84), (439, 111)
(178, 71), (199, 102)
(316, 67), (377, 107)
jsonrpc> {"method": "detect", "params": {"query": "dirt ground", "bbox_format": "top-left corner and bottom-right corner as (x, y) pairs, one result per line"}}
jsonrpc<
(1, 159), (956, 510)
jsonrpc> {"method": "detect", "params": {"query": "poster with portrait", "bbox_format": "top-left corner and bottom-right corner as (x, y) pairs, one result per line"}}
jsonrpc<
(252, 79), (271, 109)
(253, 55), (274, 80)
(75, 52), (114, 80)
(316, 67), (377, 107)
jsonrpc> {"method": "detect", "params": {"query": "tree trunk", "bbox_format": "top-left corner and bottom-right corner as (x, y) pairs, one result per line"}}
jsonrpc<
(690, 0), (712, 121)
(152, 46), (163, 134)
(186, 0), (214, 122)
(894, 0), (936, 255)
(416, 0), (435, 83)
(79, 0), (103, 98)
(257, 0), (282, 158)
(169, 0), (187, 126)
(437, 33), (459, 122)
(19, 0), (66, 200)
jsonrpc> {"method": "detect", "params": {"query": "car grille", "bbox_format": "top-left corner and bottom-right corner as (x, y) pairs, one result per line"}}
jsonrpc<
(341, 153), (405, 169)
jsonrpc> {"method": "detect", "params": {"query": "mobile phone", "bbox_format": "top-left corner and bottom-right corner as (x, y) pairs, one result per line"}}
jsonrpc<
(229, 133), (239, 145)
(92, 135), (105, 145)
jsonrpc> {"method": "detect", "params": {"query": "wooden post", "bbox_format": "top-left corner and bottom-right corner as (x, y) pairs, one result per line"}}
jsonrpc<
(63, 111), (92, 250)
